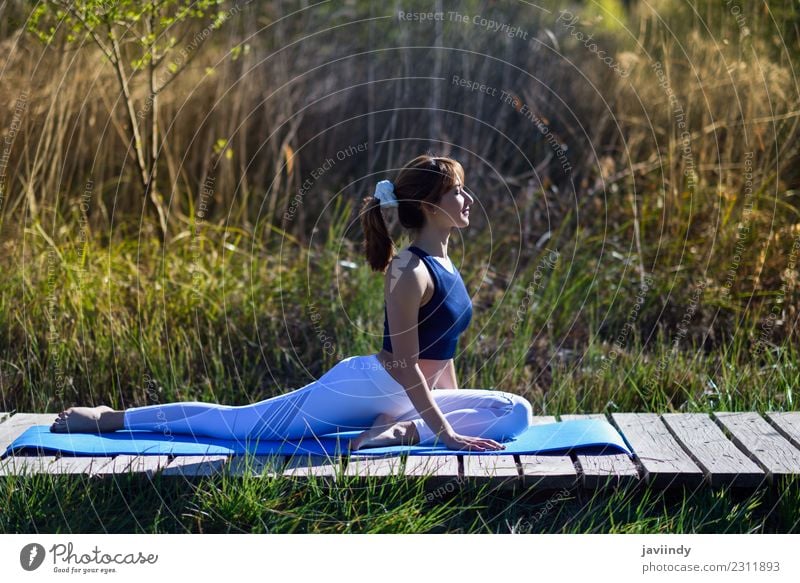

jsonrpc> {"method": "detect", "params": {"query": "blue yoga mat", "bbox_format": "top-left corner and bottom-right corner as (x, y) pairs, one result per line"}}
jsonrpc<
(3, 419), (632, 458)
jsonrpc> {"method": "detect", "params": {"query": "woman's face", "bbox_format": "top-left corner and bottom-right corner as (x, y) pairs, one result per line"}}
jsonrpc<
(431, 178), (474, 229)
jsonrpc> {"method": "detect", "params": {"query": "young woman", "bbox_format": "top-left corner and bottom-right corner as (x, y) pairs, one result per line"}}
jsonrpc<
(50, 154), (533, 451)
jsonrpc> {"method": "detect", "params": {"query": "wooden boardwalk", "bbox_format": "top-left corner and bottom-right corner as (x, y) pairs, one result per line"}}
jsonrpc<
(1, 411), (799, 491)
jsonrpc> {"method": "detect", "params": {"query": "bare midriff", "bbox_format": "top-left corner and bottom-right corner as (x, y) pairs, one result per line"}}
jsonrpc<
(377, 348), (448, 390)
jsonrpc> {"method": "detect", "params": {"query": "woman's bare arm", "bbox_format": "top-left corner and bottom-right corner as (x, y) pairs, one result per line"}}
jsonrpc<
(384, 252), (455, 439)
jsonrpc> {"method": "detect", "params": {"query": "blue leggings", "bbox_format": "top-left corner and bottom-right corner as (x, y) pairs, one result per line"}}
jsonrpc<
(123, 354), (533, 446)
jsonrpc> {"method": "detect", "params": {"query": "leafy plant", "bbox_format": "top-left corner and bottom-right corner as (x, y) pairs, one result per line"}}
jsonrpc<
(26, 0), (240, 240)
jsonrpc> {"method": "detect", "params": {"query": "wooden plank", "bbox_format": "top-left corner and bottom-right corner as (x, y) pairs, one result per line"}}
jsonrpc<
(0, 413), (58, 476)
(0, 456), (59, 476)
(517, 455), (578, 489)
(662, 413), (765, 488)
(518, 415), (578, 490)
(282, 454), (342, 481)
(0, 413), (133, 477)
(344, 455), (404, 478)
(93, 455), (170, 476)
(766, 412), (800, 450)
(714, 412), (800, 479)
(611, 413), (704, 488)
(226, 455), (285, 477)
(0, 413), (58, 454)
(560, 414), (640, 489)
(402, 455), (460, 489)
(461, 454), (520, 489)
(48, 456), (115, 475)
(404, 455), (462, 498)
(0, 454), (117, 477)
(161, 454), (231, 477)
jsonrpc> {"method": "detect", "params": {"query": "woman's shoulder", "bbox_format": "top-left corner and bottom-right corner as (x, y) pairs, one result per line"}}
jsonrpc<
(385, 247), (432, 289)
(387, 247), (424, 275)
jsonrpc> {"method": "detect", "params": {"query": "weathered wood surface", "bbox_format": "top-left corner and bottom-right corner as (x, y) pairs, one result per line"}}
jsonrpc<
(0, 413), (136, 477)
(461, 453), (520, 489)
(282, 454), (342, 481)
(0, 455), (60, 476)
(560, 414), (640, 489)
(226, 455), (285, 477)
(92, 454), (171, 476)
(662, 413), (765, 487)
(0, 413), (59, 453)
(402, 455), (460, 487)
(714, 412), (800, 480)
(1, 413), (113, 476)
(48, 456), (116, 475)
(765, 412), (800, 451)
(516, 416), (578, 489)
(161, 454), (231, 477)
(2, 411), (800, 490)
(344, 455), (404, 478)
(611, 413), (704, 488)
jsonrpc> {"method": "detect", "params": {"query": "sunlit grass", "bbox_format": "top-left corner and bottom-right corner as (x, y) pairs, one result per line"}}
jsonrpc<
(1, 469), (797, 533)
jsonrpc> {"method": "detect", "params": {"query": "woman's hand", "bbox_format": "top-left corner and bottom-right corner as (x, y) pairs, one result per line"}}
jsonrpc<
(441, 431), (506, 451)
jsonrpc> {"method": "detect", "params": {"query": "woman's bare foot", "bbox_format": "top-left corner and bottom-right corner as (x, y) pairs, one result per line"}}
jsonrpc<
(349, 413), (420, 451)
(50, 405), (125, 433)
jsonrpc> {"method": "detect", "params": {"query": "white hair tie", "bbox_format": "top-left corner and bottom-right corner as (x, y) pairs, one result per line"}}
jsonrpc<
(373, 180), (398, 208)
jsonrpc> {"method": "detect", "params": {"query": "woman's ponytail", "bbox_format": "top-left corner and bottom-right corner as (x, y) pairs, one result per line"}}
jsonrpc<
(360, 196), (394, 273)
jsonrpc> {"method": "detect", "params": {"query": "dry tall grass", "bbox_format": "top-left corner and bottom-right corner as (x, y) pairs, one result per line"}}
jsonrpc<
(0, 0), (798, 412)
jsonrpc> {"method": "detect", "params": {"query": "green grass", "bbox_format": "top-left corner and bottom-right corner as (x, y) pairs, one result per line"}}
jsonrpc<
(1, 203), (798, 533)
(2, 469), (798, 533)
(3, 200), (797, 416)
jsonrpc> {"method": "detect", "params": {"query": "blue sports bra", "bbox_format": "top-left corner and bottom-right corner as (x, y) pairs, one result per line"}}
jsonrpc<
(382, 246), (473, 360)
